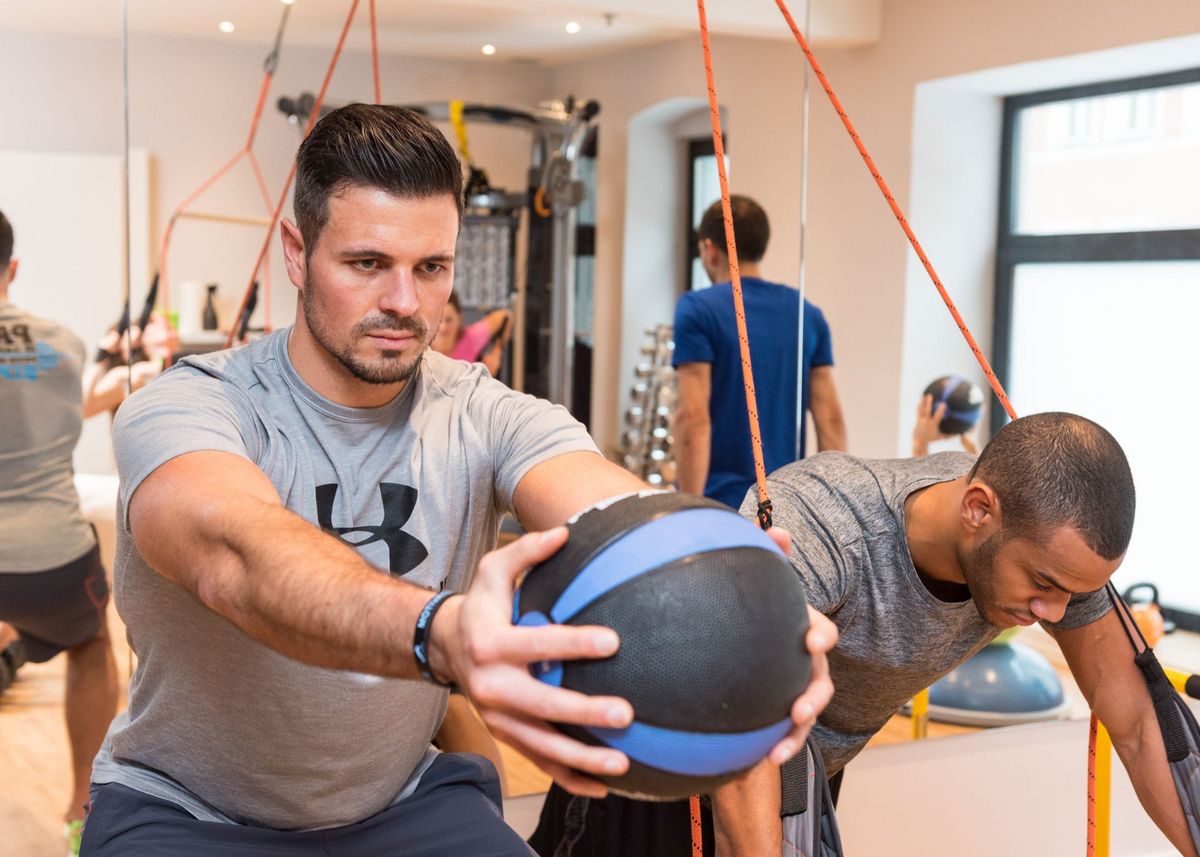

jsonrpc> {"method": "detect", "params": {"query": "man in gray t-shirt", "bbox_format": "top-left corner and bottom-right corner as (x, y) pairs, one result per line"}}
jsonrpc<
(712, 415), (1196, 856)
(749, 450), (1109, 776)
(81, 106), (834, 857)
(0, 209), (118, 841)
(533, 414), (1195, 857)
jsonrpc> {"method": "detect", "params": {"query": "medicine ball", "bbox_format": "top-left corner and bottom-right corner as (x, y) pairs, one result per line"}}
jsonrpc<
(514, 491), (812, 800)
(923, 375), (984, 435)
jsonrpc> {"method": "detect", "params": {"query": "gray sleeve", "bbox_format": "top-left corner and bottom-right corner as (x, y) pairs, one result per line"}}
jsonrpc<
(739, 476), (853, 616)
(465, 378), (600, 513)
(1043, 587), (1113, 632)
(112, 368), (263, 527)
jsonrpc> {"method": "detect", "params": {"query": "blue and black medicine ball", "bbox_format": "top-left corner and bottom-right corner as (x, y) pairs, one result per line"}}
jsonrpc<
(924, 375), (984, 435)
(513, 491), (812, 800)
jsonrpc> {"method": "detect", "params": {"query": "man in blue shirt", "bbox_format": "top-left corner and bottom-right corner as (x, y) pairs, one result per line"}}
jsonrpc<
(673, 196), (846, 507)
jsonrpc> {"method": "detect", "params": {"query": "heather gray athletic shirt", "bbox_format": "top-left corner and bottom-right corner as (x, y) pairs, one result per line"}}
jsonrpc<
(0, 300), (94, 571)
(740, 451), (1111, 775)
(92, 328), (598, 830)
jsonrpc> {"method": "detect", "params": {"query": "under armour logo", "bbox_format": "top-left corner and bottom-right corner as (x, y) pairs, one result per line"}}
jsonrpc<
(315, 482), (429, 576)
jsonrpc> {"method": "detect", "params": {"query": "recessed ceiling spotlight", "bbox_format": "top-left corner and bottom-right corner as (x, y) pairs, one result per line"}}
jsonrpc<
(219, 20), (235, 33)
(281, 0), (295, 4)
(481, 44), (496, 56)
(565, 21), (581, 34)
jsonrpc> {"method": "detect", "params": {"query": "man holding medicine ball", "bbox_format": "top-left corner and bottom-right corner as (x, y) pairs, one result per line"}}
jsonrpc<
(80, 104), (834, 856)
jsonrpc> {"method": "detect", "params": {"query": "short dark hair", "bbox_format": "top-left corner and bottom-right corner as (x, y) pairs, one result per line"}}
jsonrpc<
(293, 104), (463, 254)
(0, 210), (12, 267)
(969, 412), (1135, 560)
(697, 195), (770, 263)
(446, 291), (461, 313)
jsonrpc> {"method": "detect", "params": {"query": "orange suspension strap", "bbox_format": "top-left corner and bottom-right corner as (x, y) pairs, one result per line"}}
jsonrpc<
(369, 0), (382, 105)
(764, 2), (1133, 856)
(225, 0), (368, 349)
(689, 794), (705, 857)
(156, 0), (291, 340)
(686, 3), (783, 853)
(695, 0), (775, 534)
(771, 0), (1015, 423)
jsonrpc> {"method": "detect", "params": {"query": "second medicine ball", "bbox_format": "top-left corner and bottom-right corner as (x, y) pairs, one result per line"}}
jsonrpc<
(514, 491), (811, 800)
(924, 375), (984, 435)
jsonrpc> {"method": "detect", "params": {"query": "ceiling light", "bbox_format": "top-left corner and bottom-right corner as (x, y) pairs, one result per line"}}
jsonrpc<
(218, 20), (235, 33)
(281, 0), (295, 4)
(481, 44), (496, 56)
(565, 21), (581, 34)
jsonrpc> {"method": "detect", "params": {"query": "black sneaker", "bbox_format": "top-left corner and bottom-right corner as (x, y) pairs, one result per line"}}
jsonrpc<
(0, 640), (26, 695)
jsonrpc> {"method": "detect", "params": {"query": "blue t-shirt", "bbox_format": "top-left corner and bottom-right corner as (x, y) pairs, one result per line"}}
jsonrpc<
(672, 278), (833, 508)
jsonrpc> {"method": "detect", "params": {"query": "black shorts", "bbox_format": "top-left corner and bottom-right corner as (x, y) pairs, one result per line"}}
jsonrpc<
(0, 541), (108, 662)
(82, 754), (534, 856)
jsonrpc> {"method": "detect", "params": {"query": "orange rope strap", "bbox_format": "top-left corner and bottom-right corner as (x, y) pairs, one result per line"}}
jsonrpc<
(683, 4), (784, 853)
(689, 795), (704, 857)
(1087, 713), (1100, 856)
(771, 0), (1015, 423)
(695, 0), (774, 534)
(767, 2), (1120, 855)
(369, 0), (382, 105)
(224, 0), (366, 349)
(157, 4), (290, 337)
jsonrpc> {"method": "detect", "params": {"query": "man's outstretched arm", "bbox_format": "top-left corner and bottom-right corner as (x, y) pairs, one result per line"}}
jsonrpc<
(1051, 610), (1199, 857)
(674, 362), (713, 495)
(128, 450), (634, 796)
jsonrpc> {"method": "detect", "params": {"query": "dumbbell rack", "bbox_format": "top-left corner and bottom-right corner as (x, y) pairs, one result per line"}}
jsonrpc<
(620, 325), (677, 487)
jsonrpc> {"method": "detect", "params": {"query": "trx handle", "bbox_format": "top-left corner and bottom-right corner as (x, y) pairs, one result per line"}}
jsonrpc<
(779, 747), (809, 817)
(1136, 650), (1190, 764)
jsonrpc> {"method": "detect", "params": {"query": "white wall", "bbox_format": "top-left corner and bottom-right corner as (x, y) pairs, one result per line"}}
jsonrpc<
(0, 28), (554, 337)
(896, 84), (1003, 454)
(616, 99), (727, 425)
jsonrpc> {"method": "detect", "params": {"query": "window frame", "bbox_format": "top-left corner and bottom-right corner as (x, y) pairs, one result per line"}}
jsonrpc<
(992, 66), (1200, 629)
(683, 136), (719, 295)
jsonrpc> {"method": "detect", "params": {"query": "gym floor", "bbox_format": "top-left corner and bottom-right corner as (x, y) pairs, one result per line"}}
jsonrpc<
(12, 601), (1199, 857)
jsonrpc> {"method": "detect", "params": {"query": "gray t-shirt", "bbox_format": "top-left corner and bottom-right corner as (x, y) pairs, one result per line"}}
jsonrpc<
(0, 300), (94, 571)
(740, 451), (1111, 775)
(92, 328), (598, 830)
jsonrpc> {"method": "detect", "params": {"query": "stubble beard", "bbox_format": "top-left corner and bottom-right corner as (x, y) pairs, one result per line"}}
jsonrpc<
(960, 532), (1011, 628)
(301, 274), (429, 385)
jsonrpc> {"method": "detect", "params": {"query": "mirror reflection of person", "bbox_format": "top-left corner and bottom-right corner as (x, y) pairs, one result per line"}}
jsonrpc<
(912, 392), (979, 457)
(674, 195), (847, 509)
(431, 291), (512, 377)
(0, 209), (119, 856)
(83, 314), (175, 419)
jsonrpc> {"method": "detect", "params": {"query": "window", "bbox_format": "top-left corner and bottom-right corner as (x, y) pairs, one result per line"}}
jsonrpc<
(684, 137), (728, 293)
(994, 67), (1200, 624)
